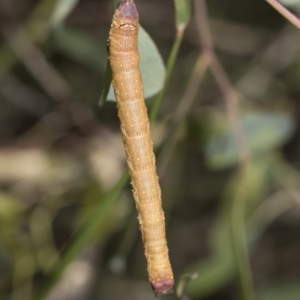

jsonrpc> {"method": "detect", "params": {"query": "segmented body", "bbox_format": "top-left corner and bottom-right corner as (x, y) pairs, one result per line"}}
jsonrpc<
(107, 0), (173, 296)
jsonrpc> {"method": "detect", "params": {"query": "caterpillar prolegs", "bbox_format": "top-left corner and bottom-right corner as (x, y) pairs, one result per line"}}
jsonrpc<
(107, 0), (174, 296)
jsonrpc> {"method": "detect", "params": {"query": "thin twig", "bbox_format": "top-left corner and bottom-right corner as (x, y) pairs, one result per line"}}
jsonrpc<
(3, 27), (97, 132)
(194, 0), (250, 167)
(237, 26), (300, 100)
(173, 53), (209, 123)
(150, 32), (183, 123)
(265, 0), (300, 30)
(194, 1), (253, 300)
(158, 53), (209, 176)
(3, 29), (71, 102)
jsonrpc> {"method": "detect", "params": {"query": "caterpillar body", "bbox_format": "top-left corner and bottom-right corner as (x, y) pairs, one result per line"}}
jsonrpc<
(107, 0), (174, 296)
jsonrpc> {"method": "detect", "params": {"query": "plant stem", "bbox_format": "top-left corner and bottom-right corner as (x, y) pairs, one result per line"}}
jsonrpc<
(265, 0), (300, 30)
(150, 32), (183, 123)
(193, 2), (253, 298)
(231, 167), (255, 300)
(33, 171), (129, 300)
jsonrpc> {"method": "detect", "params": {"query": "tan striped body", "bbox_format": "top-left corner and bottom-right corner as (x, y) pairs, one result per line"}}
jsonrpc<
(107, 0), (173, 296)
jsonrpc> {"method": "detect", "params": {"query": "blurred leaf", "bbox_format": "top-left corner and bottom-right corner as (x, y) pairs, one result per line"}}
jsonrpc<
(30, 207), (59, 271)
(34, 172), (129, 300)
(205, 111), (295, 169)
(186, 255), (234, 299)
(210, 159), (270, 249)
(113, 0), (120, 10)
(52, 28), (107, 73)
(241, 158), (272, 215)
(186, 156), (293, 299)
(147, 0), (190, 123)
(50, 0), (80, 28)
(107, 26), (166, 101)
(0, 193), (24, 224)
(174, 0), (192, 31)
(257, 283), (300, 300)
(99, 64), (112, 107)
(25, 0), (60, 40)
(76, 183), (126, 242)
(186, 159), (271, 299)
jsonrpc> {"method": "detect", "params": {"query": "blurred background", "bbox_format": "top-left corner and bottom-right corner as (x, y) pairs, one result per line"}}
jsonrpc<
(0, 0), (300, 299)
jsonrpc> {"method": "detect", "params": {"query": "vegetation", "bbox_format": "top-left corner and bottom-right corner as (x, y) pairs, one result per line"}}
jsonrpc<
(0, 0), (300, 299)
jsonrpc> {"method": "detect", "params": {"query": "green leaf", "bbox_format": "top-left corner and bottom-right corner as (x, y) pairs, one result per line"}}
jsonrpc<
(205, 111), (295, 169)
(186, 159), (271, 299)
(50, 0), (80, 28)
(107, 26), (166, 101)
(186, 256), (234, 299)
(174, 0), (192, 30)
(33, 172), (129, 300)
(99, 64), (112, 107)
(0, 193), (24, 224)
(98, 0), (119, 106)
(257, 283), (300, 300)
(185, 156), (296, 299)
(25, 0), (60, 39)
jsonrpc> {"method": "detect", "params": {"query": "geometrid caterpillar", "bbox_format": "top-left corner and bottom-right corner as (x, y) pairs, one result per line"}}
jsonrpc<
(107, 0), (174, 296)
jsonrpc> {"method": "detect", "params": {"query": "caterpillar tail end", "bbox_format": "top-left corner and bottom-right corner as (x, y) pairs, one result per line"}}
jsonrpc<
(151, 278), (174, 297)
(117, 0), (138, 19)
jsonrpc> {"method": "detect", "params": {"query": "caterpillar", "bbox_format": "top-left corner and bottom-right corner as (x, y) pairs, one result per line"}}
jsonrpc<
(107, 0), (174, 296)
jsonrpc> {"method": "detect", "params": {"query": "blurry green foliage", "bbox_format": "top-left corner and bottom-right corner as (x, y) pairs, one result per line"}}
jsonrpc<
(0, 193), (25, 226)
(257, 283), (300, 300)
(205, 111), (295, 169)
(186, 158), (271, 298)
(0, 0), (300, 300)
